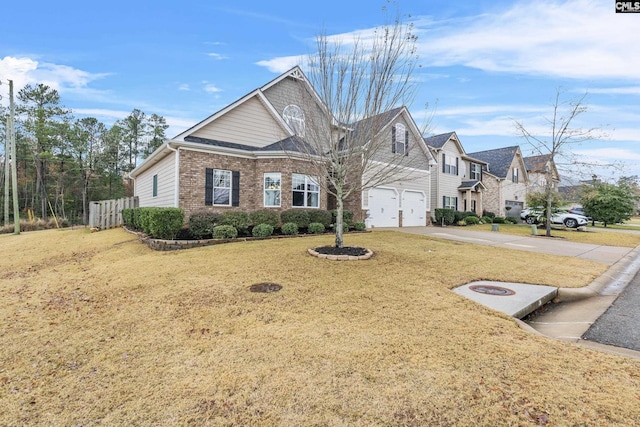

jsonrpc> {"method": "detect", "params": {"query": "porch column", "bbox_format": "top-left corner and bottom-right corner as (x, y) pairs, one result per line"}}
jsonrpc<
(478, 190), (483, 215)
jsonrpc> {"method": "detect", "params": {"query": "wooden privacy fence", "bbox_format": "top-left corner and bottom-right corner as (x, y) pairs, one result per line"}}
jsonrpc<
(89, 196), (138, 230)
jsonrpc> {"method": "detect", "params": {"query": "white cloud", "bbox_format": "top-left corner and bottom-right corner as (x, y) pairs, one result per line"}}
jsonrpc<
(203, 83), (222, 93)
(415, 0), (640, 81)
(255, 55), (305, 73)
(178, 83), (190, 91)
(0, 56), (109, 104)
(207, 53), (228, 60)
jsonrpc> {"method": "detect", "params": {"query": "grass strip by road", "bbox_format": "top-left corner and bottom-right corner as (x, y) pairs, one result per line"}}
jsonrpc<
(471, 223), (640, 247)
(1, 228), (639, 425)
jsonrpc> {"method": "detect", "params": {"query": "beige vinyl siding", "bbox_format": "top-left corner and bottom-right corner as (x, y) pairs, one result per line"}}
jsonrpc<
(191, 97), (288, 147)
(503, 157), (528, 208)
(135, 152), (177, 207)
(369, 115), (430, 172)
(433, 139), (464, 209)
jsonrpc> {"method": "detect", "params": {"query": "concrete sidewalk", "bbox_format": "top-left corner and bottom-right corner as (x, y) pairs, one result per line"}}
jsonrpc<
(381, 226), (640, 359)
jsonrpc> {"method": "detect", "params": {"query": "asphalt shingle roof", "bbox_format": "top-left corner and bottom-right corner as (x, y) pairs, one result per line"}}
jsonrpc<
(423, 132), (456, 149)
(467, 146), (520, 179)
(523, 154), (552, 173)
(184, 135), (318, 155)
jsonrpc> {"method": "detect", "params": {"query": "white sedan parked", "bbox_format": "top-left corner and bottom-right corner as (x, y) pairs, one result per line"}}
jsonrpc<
(520, 208), (588, 228)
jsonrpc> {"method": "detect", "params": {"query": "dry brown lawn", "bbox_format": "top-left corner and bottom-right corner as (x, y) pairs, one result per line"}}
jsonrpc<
(1, 228), (640, 426)
(472, 223), (640, 247)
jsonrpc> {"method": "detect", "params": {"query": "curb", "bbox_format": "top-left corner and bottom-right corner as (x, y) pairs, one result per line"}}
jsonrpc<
(555, 244), (640, 302)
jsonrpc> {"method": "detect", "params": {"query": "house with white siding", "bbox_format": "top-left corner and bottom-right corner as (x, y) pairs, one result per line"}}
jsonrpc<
(129, 66), (434, 227)
(424, 132), (487, 217)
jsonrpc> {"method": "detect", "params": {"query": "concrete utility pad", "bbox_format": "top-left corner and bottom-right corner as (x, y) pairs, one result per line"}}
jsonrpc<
(454, 281), (558, 319)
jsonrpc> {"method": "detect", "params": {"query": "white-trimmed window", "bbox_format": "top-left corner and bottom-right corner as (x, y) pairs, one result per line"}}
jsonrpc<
(470, 163), (481, 180)
(264, 173), (281, 207)
(392, 123), (407, 155)
(152, 174), (158, 197)
(443, 196), (457, 210)
(442, 153), (458, 175)
(283, 105), (305, 137)
(213, 169), (232, 206)
(292, 173), (319, 208)
(512, 167), (519, 183)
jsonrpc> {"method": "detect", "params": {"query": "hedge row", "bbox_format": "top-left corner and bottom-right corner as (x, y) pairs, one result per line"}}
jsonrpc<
(122, 207), (184, 239)
(188, 208), (355, 239)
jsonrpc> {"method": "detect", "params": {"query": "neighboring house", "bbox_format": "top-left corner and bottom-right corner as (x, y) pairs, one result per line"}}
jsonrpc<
(467, 146), (529, 218)
(424, 132), (487, 217)
(523, 154), (559, 194)
(129, 66), (434, 228)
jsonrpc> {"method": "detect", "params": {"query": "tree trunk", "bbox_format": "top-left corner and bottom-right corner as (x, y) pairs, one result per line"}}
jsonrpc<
(335, 190), (344, 248)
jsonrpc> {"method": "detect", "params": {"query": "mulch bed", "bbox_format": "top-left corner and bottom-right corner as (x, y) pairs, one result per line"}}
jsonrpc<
(313, 246), (369, 257)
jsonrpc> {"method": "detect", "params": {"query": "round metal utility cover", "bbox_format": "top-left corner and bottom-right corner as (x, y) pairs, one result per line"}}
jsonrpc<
(469, 285), (515, 296)
(249, 283), (282, 293)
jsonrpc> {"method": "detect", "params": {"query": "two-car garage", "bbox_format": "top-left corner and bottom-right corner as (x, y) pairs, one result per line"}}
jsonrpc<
(366, 187), (427, 228)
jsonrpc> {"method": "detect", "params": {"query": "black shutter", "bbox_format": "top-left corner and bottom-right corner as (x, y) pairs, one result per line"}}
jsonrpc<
(205, 168), (214, 206)
(442, 196), (446, 208)
(404, 130), (409, 156)
(442, 153), (446, 173)
(231, 171), (240, 207)
(391, 126), (396, 153)
(455, 197), (458, 211)
(455, 157), (459, 176)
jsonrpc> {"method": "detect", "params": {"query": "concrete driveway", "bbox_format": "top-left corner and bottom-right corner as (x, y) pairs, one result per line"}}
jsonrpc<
(383, 226), (634, 265)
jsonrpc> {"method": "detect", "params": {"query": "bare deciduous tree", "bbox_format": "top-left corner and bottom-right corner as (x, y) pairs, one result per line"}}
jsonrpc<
(514, 89), (606, 236)
(290, 12), (430, 248)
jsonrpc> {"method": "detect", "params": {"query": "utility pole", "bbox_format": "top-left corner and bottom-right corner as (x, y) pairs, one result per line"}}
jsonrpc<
(3, 97), (8, 226)
(9, 80), (19, 234)
(1, 79), (20, 234)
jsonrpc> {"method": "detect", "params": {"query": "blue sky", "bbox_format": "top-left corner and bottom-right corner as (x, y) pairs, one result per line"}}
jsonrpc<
(1, 0), (639, 182)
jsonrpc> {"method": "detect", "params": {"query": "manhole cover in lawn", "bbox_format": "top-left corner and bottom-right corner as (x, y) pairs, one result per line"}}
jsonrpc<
(249, 283), (282, 293)
(469, 285), (515, 296)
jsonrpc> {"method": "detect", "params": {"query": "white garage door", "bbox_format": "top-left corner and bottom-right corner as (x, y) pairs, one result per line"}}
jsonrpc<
(367, 188), (399, 227)
(402, 190), (426, 226)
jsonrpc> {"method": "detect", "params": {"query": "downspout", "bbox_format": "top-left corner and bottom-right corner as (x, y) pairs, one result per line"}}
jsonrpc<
(166, 142), (180, 208)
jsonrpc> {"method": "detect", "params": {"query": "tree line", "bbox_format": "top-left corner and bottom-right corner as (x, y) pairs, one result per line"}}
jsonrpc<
(0, 83), (168, 225)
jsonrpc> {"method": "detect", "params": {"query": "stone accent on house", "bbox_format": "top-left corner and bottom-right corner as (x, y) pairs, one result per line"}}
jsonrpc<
(481, 175), (501, 216)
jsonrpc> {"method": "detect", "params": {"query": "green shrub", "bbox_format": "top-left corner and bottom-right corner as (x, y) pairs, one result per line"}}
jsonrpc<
(464, 216), (480, 225)
(281, 209), (310, 228)
(457, 220), (467, 226)
(453, 210), (467, 223)
(480, 216), (493, 224)
(308, 222), (325, 234)
(121, 208), (134, 228)
(221, 211), (249, 234)
(331, 209), (354, 226)
(189, 212), (222, 239)
(492, 216), (506, 224)
(281, 222), (299, 235)
(213, 224), (238, 239)
(249, 210), (280, 228)
(252, 223), (274, 237)
(434, 208), (456, 226)
(354, 221), (366, 231)
(137, 208), (154, 234)
(483, 210), (496, 219)
(308, 209), (332, 227)
(505, 216), (518, 224)
(148, 208), (184, 240)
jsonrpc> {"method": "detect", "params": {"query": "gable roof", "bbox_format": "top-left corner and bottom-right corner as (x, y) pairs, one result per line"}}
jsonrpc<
(423, 132), (456, 149)
(467, 146), (522, 179)
(523, 154), (552, 172)
(173, 66), (322, 142)
(184, 135), (318, 154)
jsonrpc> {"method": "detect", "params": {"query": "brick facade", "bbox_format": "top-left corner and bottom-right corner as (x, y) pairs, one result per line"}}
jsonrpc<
(177, 149), (356, 220)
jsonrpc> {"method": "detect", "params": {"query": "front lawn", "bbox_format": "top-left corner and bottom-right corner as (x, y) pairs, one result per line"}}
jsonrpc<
(471, 223), (640, 247)
(1, 228), (639, 425)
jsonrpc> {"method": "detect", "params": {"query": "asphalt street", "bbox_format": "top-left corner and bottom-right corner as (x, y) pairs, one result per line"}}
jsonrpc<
(582, 267), (640, 351)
